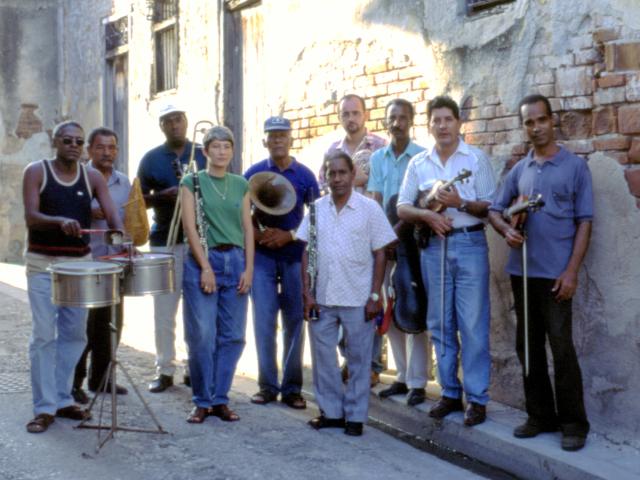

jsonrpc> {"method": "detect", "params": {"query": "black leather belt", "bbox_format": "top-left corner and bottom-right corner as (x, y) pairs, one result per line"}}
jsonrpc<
(448, 223), (485, 235)
(213, 244), (235, 251)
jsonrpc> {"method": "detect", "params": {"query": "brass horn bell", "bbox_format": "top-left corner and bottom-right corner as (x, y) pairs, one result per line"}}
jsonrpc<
(248, 171), (297, 216)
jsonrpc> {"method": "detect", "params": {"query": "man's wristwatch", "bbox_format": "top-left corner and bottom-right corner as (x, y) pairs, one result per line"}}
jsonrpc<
(457, 201), (469, 213)
(369, 292), (380, 302)
(290, 229), (297, 241)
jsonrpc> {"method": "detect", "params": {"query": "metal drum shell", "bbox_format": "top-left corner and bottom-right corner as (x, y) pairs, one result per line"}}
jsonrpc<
(48, 261), (123, 308)
(111, 253), (175, 296)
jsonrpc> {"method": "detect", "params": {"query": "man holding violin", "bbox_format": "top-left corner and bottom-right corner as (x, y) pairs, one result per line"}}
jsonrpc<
(489, 94), (593, 451)
(397, 95), (496, 427)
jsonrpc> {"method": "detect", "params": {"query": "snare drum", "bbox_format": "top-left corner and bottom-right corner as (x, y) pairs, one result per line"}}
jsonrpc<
(111, 253), (175, 296)
(48, 261), (123, 308)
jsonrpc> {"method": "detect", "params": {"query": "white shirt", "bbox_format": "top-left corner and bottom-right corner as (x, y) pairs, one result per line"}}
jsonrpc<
(297, 191), (396, 307)
(397, 139), (497, 228)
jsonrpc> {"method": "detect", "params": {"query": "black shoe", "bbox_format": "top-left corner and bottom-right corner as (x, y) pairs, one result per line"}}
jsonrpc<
(344, 421), (363, 436)
(561, 434), (586, 451)
(281, 393), (307, 409)
(513, 421), (559, 438)
(148, 375), (173, 393)
(463, 402), (486, 426)
(250, 389), (278, 405)
(71, 387), (89, 405)
(406, 388), (426, 406)
(428, 396), (463, 419)
(308, 415), (346, 430)
(91, 383), (128, 395)
(378, 382), (409, 399)
(341, 365), (349, 384)
(183, 375), (191, 387)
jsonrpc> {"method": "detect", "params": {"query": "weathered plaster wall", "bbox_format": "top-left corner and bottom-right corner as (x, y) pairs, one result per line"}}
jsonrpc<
(126, 0), (223, 176)
(0, 0), (112, 263)
(0, 0), (61, 263)
(249, 0), (640, 445)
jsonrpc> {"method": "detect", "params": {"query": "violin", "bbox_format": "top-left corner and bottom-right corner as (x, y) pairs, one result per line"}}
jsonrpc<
(416, 169), (472, 213)
(503, 193), (545, 230)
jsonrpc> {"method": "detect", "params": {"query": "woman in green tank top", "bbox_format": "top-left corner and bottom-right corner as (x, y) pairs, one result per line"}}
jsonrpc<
(180, 126), (254, 424)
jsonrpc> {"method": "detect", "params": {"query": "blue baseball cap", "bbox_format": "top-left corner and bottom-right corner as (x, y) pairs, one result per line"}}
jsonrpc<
(264, 116), (291, 132)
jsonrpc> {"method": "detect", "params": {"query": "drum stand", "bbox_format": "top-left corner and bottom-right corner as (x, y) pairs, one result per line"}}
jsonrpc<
(76, 302), (167, 451)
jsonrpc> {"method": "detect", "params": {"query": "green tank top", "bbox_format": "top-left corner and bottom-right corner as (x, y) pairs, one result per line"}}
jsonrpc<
(181, 171), (249, 249)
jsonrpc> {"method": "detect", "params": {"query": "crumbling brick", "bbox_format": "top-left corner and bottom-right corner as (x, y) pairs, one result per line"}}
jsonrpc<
(624, 168), (640, 197)
(592, 106), (617, 135)
(605, 42), (640, 71)
(593, 134), (631, 151)
(618, 104), (640, 134)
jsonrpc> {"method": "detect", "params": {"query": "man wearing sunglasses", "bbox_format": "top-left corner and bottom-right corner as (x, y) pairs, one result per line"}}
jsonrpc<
(22, 120), (123, 433)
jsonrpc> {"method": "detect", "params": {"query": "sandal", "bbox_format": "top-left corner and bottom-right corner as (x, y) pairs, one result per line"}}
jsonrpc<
(210, 404), (240, 422)
(26, 414), (55, 433)
(56, 405), (91, 421)
(250, 390), (277, 405)
(186, 406), (210, 424)
(281, 393), (307, 410)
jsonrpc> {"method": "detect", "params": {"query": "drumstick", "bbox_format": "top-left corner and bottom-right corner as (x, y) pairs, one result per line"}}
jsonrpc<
(80, 229), (115, 234)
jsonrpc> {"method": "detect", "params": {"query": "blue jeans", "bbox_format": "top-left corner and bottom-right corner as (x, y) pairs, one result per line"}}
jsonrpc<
(183, 248), (248, 407)
(27, 272), (88, 416)
(251, 251), (304, 396)
(421, 230), (491, 405)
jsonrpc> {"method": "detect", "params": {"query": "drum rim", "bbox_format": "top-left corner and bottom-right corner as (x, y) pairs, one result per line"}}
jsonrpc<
(108, 253), (175, 265)
(47, 261), (123, 275)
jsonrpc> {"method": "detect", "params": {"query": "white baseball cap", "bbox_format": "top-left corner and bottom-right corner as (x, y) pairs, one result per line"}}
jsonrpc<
(158, 102), (185, 120)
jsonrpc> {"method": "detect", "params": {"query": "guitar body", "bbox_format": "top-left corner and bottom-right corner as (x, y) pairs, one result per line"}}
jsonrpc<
(417, 179), (448, 213)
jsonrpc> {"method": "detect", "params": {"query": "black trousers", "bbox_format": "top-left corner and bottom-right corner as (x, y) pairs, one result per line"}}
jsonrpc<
(510, 276), (589, 436)
(73, 301), (124, 392)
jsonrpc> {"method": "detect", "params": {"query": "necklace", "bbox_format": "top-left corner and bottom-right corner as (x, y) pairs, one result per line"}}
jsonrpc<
(208, 172), (228, 200)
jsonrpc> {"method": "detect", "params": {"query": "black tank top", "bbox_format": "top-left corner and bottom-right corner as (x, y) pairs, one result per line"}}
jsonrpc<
(28, 160), (93, 257)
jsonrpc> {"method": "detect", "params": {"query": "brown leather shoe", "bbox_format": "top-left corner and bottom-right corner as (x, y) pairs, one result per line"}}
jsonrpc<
(370, 371), (380, 388)
(428, 396), (463, 419)
(56, 405), (91, 421)
(210, 404), (240, 422)
(281, 393), (307, 410)
(26, 414), (55, 433)
(186, 406), (210, 424)
(463, 402), (486, 427)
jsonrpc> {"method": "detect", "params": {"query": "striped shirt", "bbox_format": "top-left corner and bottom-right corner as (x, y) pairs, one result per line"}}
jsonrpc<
(397, 140), (497, 228)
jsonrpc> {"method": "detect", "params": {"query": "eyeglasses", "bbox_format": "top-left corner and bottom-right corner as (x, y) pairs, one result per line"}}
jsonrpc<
(60, 137), (85, 146)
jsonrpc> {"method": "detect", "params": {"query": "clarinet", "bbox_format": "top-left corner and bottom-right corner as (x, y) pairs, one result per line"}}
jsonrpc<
(306, 192), (319, 321)
(192, 171), (208, 255)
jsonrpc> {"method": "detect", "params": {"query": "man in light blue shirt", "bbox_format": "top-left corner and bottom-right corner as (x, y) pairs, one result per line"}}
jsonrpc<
(367, 99), (431, 407)
(72, 128), (130, 403)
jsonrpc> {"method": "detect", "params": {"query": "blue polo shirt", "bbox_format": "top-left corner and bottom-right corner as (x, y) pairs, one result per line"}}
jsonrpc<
(137, 141), (206, 246)
(244, 157), (319, 262)
(491, 146), (593, 279)
(367, 141), (425, 210)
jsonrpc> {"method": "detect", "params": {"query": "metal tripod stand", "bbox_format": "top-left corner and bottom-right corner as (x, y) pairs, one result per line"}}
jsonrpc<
(76, 302), (167, 451)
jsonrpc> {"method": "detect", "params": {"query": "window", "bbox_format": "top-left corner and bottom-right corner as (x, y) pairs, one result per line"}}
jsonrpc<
(151, 0), (178, 93)
(105, 16), (128, 52)
(467, 0), (515, 14)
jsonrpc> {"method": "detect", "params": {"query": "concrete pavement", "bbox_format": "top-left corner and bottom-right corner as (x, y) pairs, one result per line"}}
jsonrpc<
(1, 261), (639, 480)
(0, 267), (484, 480)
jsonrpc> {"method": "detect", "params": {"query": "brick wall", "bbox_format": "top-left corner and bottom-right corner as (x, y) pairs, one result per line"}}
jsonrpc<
(281, 23), (640, 209)
(282, 55), (430, 152)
